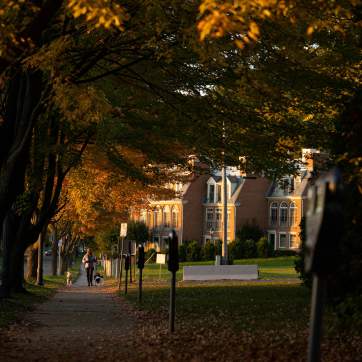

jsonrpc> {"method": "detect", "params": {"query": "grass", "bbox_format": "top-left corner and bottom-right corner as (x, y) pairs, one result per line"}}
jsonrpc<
(126, 281), (309, 332)
(0, 258), (81, 328)
(123, 256), (305, 332)
(137, 256), (298, 282)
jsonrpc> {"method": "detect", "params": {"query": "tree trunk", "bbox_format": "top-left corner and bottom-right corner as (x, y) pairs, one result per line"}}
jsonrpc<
(0, 212), (27, 297)
(51, 240), (58, 276)
(26, 241), (39, 281)
(61, 255), (68, 275)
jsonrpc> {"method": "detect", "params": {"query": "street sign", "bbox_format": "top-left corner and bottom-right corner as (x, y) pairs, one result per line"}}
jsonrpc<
(156, 253), (166, 264)
(58, 239), (63, 248)
(120, 223), (127, 237)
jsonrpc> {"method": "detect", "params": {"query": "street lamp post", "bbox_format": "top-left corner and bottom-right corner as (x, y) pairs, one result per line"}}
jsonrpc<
(222, 164), (228, 264)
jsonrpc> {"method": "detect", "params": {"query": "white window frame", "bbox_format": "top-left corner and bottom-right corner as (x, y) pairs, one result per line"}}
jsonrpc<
(268, 231), (276, 250)
(279, 202), (288, 227)
(289, 202), (297, 226)
(171, 207), (179, 228)
(270, 202), (278, 226)
(207, 178), (216, 203)
(279, 232), (288, 249)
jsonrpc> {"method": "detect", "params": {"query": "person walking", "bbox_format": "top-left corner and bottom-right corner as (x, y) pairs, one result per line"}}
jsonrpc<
(82, 248), (97, 286)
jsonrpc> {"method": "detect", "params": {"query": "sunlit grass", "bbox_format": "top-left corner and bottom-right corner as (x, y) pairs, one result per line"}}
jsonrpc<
(135, 256), (298, 283)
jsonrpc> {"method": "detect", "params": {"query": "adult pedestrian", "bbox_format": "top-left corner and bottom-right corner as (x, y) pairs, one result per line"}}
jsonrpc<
(82, 248), (97, 286)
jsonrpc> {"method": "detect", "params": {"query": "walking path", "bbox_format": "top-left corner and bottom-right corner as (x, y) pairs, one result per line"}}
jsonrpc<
(0, 269), (136, 361)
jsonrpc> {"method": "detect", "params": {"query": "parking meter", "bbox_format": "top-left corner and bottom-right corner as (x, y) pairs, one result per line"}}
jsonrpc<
(137, 245), (145, 270)
(124, 253), (130, 295)
(125, 254), (130, 270)
(305, 168), (344, 362)
(168, 230), (179, 273)
(305, 168), (344, 275)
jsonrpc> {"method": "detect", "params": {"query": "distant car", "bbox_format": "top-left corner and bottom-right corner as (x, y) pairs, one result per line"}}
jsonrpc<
(44, 250), (52, 256)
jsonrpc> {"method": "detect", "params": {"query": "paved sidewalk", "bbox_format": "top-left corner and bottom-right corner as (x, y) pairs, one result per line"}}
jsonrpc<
(0, 268), (136, 361)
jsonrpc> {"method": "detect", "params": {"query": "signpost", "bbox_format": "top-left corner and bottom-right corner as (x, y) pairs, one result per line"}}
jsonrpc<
(168, 230), (179, 333)
(118, 223), (127, 290)
(305, 168), (343, 362)
(57, 238), (63, 276)
(156, 253), (166, 279)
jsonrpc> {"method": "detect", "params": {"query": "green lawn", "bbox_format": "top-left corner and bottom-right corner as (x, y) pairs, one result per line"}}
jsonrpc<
(137, 256), (298, 282)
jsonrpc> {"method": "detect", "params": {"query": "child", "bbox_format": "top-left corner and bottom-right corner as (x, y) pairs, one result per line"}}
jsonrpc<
(66, 271), (72, 287)
(94, 272), (103, 286)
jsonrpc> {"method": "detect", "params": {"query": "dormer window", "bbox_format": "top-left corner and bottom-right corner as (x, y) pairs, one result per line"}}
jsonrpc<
(217, 184), (221, 202)
(280, 177), (294, 194)
(209, 184), (215, 203)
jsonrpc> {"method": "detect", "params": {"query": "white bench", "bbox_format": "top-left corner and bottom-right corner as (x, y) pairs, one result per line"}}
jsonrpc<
(183, 265), (258, 281)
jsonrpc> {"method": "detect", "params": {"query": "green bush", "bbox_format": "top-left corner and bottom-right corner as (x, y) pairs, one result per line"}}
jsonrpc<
(294, 217), (312, 287)
(178, 243), (188, 262)
(243, 239), (257, 258)
(236, 222), (264, 243)
(214, 240), (222, 255)
(256, 236), (268, 258)
(127, 220), (149, 243)
(187, 241), (202, 261)
(203, 241), (216, 261)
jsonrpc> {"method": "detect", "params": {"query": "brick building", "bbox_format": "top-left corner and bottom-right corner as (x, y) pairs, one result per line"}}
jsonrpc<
(131, 149), (322, 251)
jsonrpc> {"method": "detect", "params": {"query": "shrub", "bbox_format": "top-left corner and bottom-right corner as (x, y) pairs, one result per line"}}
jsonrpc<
(256, 236), (268, 258)
(187, 241), (202, 261)
(236, 222), (264, 243)
(178, 243), (188, 262)
(294, 217), (312, 287)
(243, 239), (257, 258)
(203, 241), (215, 261)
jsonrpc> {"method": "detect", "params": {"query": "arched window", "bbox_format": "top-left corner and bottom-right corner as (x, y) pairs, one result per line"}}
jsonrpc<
(163, 206), (170, 227)
(270, 202), (278, 226)
(153, 208), (158, 228)
(279, 202), (288, 226)
(171, 207), (179, 228)
(140, 210), (146, 223)
(289, 202), (297, 226)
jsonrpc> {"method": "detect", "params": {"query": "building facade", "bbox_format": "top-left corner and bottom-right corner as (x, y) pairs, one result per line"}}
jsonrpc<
(131, 150), (322, 251)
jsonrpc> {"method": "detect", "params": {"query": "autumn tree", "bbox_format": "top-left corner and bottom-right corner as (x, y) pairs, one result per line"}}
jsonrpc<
(198, 0), (362, 308)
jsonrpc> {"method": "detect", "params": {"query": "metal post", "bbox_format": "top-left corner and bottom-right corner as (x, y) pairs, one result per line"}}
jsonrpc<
(139, 268), (143, 303)
(116, 237), (121, 279)
(119, 237), (124, 290)
(307, 275), (326, 362)
(125, 268), (128, 295)
(222, 164), (228, 264)
(129, 241), (132, 284)
(57, 242), (61, 275)
(169, 270), (176, 333)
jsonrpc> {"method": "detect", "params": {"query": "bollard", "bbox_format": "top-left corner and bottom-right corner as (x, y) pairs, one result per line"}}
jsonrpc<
(137, 245), (145, 303)
(305, 168), (343, 362)
(124, 254), (130, 295)
(168, 230), (179, 333)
